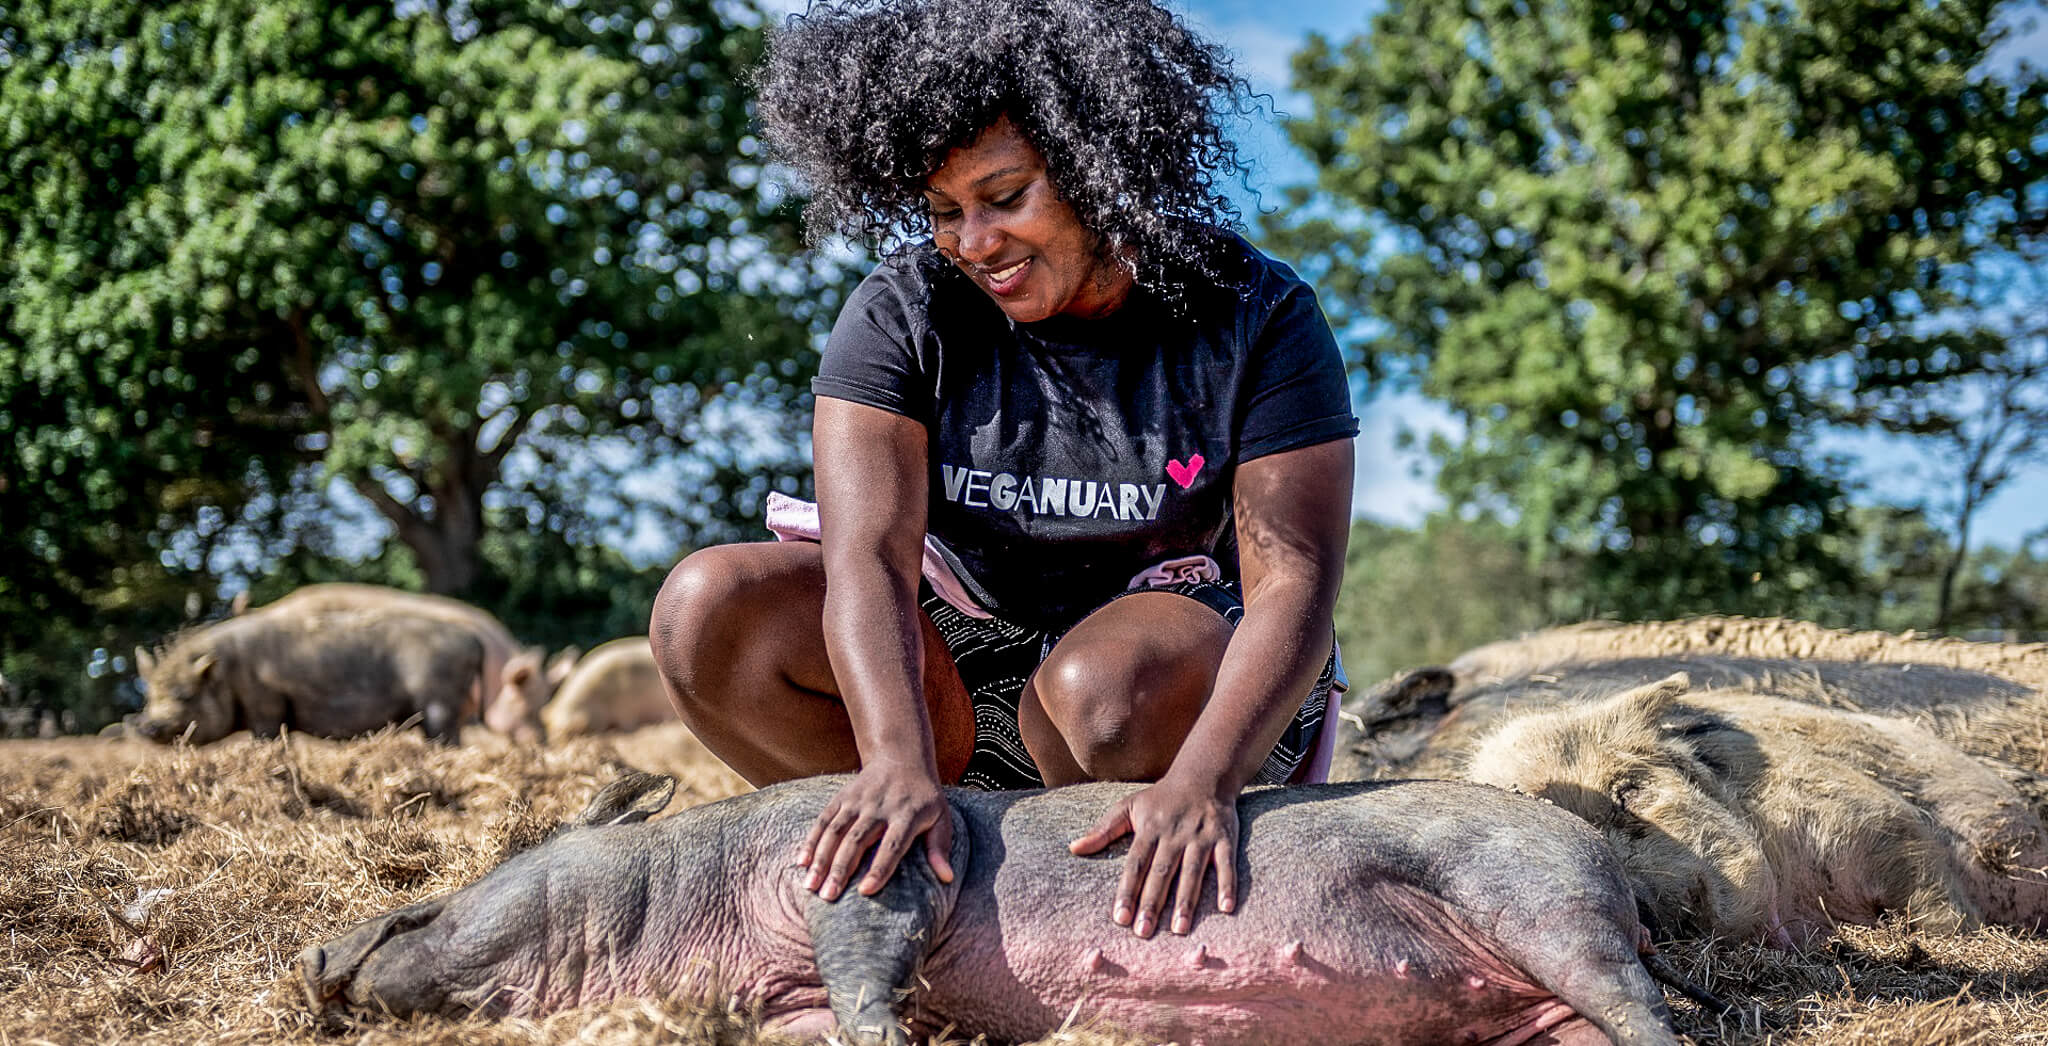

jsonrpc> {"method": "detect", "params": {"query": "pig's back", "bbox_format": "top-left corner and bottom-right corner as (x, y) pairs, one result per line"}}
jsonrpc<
(544, 637), (671, 737)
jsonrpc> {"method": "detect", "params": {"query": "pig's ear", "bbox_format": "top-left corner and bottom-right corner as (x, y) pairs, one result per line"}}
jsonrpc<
(568, 769), (676, 828)
(1611, 673), (1691, 721)
(543, 645), (581, 687)
(134, 646), (156, 673)
(230, 591), (251, 616)
(1359, 666), (1454, 725)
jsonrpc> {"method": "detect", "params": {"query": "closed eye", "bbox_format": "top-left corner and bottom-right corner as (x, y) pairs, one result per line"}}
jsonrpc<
(1611, 780), (1641, 809)
(1675, 716), (1722, 739)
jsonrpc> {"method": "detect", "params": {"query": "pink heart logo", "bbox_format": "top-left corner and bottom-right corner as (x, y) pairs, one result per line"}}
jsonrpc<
(1166, 454), (1205, 489)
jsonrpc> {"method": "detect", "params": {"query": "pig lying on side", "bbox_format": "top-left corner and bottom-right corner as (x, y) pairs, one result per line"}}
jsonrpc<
(1466, 674), (2048, 945)
(135, 609), (482, 745)
(1335, 616), (2045, 782)
(1450, 617), (2046, 696)
(540, 636), (675, 739)
(304, 772), (1693, 1046)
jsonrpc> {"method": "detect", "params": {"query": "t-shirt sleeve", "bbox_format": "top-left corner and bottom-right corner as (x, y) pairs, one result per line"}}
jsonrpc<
(812, 267), (932, 423)
(1237, 278), (1359, 462)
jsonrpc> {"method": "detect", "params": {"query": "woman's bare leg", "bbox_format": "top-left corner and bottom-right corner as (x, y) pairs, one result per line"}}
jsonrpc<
(648, 541), (973, 786)
(1017, 591), (1232, 786)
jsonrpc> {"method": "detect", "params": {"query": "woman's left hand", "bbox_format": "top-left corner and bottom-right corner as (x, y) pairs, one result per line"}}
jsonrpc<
(1068, 776), (1239, 937)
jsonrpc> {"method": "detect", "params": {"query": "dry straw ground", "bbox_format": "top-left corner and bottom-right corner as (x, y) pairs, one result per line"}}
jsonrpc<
(4, 719), (2047, 1045)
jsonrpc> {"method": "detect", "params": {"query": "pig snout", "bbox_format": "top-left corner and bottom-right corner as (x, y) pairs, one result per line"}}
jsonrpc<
(302, 770), (684, 1018)
(132, 715), (187, 744)
(483, 690), (547, 743)
(299, 807), (674, 1021)
(298, 899), (450, 1017)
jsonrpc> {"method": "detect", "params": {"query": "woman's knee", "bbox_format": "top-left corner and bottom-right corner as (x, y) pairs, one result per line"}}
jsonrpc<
(649, 545), (793, 719)
(653, 548), (737, 649)
(1032, 644), (1212, 781)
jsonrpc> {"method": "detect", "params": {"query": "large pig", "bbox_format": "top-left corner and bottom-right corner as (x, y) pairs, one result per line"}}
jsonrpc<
(302, 771), (1695, 1046)
(1464, 674), (2048, 944)
(540, 636), (675, 739)
(1336, 617), (2046, 781)
(254, 583), (562, 742)
(135, 608), (483, 744)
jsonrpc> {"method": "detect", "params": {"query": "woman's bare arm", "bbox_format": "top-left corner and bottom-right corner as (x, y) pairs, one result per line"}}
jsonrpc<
(799, 397), (955, 898)
(1071, 437), (1354, 936)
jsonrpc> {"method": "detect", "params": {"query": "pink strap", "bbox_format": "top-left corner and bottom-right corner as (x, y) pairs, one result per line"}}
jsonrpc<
(764, 493), (993, 619)
(1126, 554), (1222, 589)
(1298, 683), (1341, 784)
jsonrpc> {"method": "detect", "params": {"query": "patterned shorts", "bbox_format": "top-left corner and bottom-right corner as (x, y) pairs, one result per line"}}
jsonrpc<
(920, 579), (1337, 791)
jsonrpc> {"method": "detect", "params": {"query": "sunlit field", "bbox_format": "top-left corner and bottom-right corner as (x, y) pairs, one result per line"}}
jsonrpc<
(5, 719), (2047, 1045)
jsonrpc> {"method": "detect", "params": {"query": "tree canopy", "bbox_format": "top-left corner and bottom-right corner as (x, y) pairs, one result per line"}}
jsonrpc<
(1, 0), (843, 724)
(1276, 0), (2048, 619)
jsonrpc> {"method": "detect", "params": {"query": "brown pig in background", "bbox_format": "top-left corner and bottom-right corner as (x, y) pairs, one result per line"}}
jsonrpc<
(249, 583), (568, 742)
(135, 607), (482, 745)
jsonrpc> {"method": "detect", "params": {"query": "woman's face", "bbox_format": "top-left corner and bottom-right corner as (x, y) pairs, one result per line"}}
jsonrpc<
(924, 116), (1132, 323)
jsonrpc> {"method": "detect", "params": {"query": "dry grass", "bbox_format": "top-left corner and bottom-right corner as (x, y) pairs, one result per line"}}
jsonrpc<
(5, 724), (2047, 1045)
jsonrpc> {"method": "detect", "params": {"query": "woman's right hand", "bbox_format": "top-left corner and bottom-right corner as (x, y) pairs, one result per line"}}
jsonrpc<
(799, 760), (956, 900)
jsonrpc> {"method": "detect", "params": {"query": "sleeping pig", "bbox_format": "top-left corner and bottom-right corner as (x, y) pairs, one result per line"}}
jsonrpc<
(302, 771), (1697, 1045)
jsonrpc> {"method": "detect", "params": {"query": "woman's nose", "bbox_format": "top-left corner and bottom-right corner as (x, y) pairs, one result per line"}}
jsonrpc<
(951, 210), (1002, 265)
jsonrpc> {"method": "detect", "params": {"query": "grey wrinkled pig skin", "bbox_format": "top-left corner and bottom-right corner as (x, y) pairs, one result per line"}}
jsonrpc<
(302, 774), (1684, 1046)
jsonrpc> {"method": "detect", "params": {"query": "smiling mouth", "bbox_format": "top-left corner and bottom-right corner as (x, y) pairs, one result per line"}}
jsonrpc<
(981, 257), (1031, 295)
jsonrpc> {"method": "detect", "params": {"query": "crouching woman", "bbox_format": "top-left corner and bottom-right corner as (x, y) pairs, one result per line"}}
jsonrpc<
(649, 0), (1357, 942)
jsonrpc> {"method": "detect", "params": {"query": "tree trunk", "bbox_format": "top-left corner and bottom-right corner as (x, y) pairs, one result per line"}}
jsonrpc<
(409, 467), (486, 596)
(354, 428), (496, 597)
(1936, 506), (1973, 634)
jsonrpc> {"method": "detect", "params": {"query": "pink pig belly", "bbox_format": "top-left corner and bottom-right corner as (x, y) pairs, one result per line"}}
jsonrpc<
(913, 882), (1586, 1046)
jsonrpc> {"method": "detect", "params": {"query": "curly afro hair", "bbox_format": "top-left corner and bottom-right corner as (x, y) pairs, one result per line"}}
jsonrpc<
(755, 0), (1259, 294)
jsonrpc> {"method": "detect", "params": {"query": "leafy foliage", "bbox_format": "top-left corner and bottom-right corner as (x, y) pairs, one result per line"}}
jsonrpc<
(1, 0), (843, 725)
(1857, 252), (2048, 627)
(1276, 0), (2048, 618)
(1332, 508), (2048, 688)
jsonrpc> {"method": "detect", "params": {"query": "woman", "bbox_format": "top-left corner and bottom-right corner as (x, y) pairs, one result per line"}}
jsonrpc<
(650, 0), (1357, 941)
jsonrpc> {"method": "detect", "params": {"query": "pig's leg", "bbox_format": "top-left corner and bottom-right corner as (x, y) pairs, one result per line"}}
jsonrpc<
(802, 808), (968, 1045)
(422, 699), (461, 745)
(1500, 921), (1679, 1046)
(240, 685), (289, 739)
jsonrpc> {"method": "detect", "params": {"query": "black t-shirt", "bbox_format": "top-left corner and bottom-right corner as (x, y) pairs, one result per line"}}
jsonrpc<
(813, 232), (1358, 631)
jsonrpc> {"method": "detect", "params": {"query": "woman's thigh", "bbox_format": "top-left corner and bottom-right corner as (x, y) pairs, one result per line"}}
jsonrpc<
(649, 541), (971, 784)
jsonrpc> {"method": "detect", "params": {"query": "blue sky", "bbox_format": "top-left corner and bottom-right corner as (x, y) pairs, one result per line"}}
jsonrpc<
(1174, 0), (2048, 549)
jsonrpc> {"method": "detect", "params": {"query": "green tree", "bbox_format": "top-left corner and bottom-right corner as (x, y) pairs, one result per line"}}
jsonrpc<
(1954, 528), (2048, 638)
(1814, 507), (2048, 638)
(1333, 514), (1576, 685)
(1804, 504), (1951, 631)
(1, 0), (840, 725)
(1276, 0), (2048, 619)
(1858, 251), (2048, 629)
